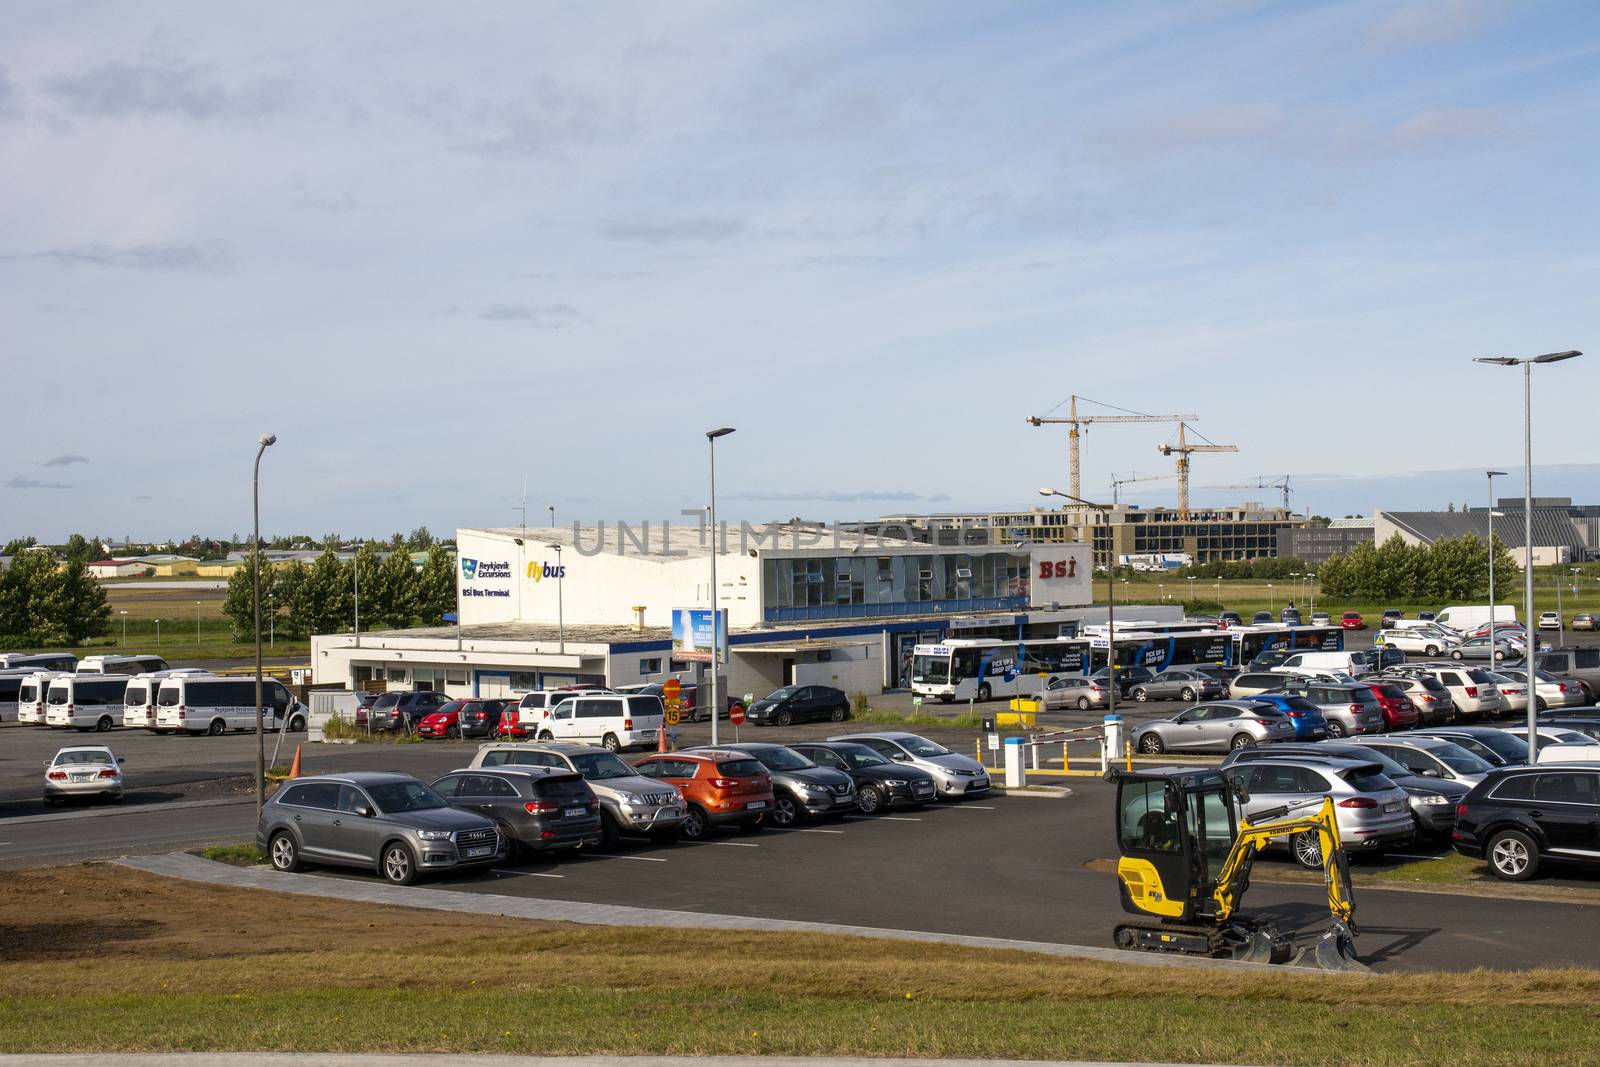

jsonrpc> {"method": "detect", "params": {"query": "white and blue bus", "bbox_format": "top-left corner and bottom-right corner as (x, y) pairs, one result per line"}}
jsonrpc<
(911, 638), (1090, 703)
(1232, 624), (1344, 666)
(1087, 629), (1235, 673)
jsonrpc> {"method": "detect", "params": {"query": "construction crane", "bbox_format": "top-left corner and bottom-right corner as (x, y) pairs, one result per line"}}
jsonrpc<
(1027, 396), (1194, 503)
(1159, 422), (1238, 521)
(1108, 471), (1175, 505)
(1201, 475), (1294, 512)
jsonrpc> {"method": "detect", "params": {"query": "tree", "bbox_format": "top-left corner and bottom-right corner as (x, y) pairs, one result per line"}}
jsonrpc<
(3, 536), (37, 556)
(37, 545), (111, 643)
(353, 543), (384, 627)
(222, 557), (267, 642)
(0, 550), (55, 640)
(407, 526), (434, 550)
(288, 549), (353, 638)
(273, 561), (309, 639)
(373, 548), (420, 627)
(415, 544), (455, 625)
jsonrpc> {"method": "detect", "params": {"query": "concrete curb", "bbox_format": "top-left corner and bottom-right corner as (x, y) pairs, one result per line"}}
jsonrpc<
(117, 852), (1284, 972)
(987, 785), (1074, 798)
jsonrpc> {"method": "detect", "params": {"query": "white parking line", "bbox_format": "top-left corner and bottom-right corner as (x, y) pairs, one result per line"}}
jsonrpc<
(949, 804), (995, 810)
(796, 828), (846, 834)
(492, 868), (564, 878)
(588, 853), (668, 862)
(711, 841), (760, 847)
(844, 815), (922, 822)
(1385, 853), (1448, 861)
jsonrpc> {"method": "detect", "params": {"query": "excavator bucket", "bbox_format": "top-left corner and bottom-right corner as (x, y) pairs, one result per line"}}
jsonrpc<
(1290, 921), (1368, 972)
(1219, 920), (1291, 965)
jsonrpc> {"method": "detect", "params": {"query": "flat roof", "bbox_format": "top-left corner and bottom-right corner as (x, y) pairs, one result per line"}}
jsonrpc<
(462, 524), (976, 563)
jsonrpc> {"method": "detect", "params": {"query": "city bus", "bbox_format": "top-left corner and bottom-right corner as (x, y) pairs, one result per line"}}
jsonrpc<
(1087, 629), (1235, 673)
(911, 638), (1090, 703)
(1231, 624), (1344, 666)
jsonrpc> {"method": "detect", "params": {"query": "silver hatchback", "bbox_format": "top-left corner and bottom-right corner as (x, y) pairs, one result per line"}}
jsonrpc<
(1132, 700), (1297, 754)
(1225, 756), (1414, 867)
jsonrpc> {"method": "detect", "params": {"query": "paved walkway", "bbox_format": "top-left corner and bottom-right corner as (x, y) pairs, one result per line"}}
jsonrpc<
(0, 1057), (1248, 1067)
(119, 852), (1278, 972)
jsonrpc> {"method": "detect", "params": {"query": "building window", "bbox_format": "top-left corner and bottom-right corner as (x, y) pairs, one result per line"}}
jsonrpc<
(446, 670), (468, 686)
(509, 672), (536, 692)
(386, 668), (408, 683)
(639, 657), (662, 676)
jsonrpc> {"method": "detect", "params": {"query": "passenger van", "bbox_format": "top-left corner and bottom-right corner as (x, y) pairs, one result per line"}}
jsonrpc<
(1277, 651), (1371, 679)
(77, 654), (171, 676)
(45, 675), (134, 731)
(156, 675), (307, 735)
(0, 671), (33, 722)
(512, 688), (612, 732)
(123, 670), (213, 729)
(17, 671), (71, 724)
(0, 652), (78, 672)
(537, 694), (665, 752)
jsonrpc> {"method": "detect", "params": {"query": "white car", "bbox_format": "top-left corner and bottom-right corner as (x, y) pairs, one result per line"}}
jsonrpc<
(43, 746), (125, 805)
(1377, 629), (1456, 657)
(1538, 612), (1562, 631)
(1483, 672), (1530, 714)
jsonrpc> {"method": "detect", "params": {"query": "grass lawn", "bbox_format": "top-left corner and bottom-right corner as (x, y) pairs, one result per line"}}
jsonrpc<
(2, 865), (1599, 1064)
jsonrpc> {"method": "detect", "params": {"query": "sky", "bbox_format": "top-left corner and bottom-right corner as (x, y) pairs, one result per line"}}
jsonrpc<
(2, 1), (1597, 542)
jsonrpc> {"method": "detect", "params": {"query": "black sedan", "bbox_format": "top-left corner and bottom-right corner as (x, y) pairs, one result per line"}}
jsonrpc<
(789, 741), (937, 813)
(746, 685), (851, 726)
(431, 767), (602, 858)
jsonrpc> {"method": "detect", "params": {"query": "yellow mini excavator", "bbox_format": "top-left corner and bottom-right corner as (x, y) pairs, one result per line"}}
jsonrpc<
(1109, 766), (1366, 971)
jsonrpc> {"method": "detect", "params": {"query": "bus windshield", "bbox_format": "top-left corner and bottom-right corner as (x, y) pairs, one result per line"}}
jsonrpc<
(911, 655), (949, 685)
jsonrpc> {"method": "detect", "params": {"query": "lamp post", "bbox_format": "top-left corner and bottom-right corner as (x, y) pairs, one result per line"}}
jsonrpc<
(1041, 489), (1116, 721)
(545, 543), (565, 653)
(252, 431), (277, 817)
(1187, 575), (1197, 606)
(548, 505), (555, 530)
(1473, 350), (1582, 762)
(154, 618), (161, 644)
(353, 539), (361, 649)
(195, 602), (202, 644)
(1268, 583), (1274, 612)
(119, 610), (128, 646)
(1485, 470), (1506, 667)
(707, 427), (736, 746)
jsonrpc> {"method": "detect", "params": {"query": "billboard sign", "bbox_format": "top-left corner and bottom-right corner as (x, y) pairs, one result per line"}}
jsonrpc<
(672, 608), (728, 663)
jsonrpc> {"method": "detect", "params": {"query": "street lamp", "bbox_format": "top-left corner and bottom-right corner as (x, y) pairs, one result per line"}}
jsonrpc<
(252, 431), (277, 817)
(708, 427), (736, 746)
(119, 610), (128, 646)
(1187, 575), (1197, 605)
(1474, 349), (1582, 762)
(545, 543), (565, 653)
(1041, 488), (1118, 722)
(1268, 583), (1274, 612)
(196, 601), (202, 644)
(1485, 470), (1506, 664)
(548, 505), (555, 530)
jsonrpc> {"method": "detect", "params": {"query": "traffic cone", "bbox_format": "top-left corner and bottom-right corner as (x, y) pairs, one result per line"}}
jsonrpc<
(288, 745), (302, 779)
(658, 723), (667, 753)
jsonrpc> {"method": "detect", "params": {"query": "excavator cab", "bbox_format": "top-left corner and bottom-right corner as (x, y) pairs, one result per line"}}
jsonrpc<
(1110, 766), (1364, 970)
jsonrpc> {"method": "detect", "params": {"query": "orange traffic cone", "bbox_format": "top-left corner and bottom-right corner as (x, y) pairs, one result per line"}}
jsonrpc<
(288, 745), (302, 779)
(658, 723), (667, 753)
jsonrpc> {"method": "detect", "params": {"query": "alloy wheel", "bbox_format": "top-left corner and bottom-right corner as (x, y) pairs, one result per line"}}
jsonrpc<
(1492, 836), (1530, 877)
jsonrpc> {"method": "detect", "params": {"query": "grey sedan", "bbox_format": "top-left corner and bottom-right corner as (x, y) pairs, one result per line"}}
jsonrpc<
(1132, 701), (1297, 754)
(1040, 675), (1111, 710)
(1128, 670), (1225, 703)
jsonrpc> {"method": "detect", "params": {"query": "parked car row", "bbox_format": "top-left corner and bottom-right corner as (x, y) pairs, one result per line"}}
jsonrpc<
(255, 732), (984, 885)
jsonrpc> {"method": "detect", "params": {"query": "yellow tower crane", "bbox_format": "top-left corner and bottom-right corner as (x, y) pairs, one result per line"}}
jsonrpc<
(1027, 396), (1194, 503)
(1159, 422), (1238, 521)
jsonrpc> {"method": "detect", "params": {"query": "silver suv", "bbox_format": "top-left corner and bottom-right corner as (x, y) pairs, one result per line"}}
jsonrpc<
(1405, 666), (1505, 720)
(470, 742), (686, 847)
(257, 772), (499, 885)
(1223, 755), (1414, 867)
(1280, 681), (1386, 737)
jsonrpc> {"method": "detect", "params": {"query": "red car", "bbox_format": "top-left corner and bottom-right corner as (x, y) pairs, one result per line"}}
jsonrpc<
(416, 699), (508, 740)
(1365, 682), (1418, 730)
(1341, 612), (1365, 630)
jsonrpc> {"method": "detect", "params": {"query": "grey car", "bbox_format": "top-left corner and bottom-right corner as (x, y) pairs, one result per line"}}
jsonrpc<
(827, 731), (991, 798)
(1223, 743), (1468, 838)
(1410, 726), (1530, 767)
(469, 741), (687, 848)
(1128, 670), (1225, 704)
(1040, 674), (1111, 710)
(1344, 736), (1495, 788)
(1451, 636), (1524, 663)
(1227, 672), (1289, 700)
(257, 771), (500, 885)
(1132, 700), (1297, 754)
(687, 742), (856, 826)
(1379, 675), (1457, 725)
(1279, 681), (1387, 738)
(432, 767), (602, 857)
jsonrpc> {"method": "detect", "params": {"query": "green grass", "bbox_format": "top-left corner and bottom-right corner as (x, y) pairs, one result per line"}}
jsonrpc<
(853, 710), (985, 729)
(319, 718), (425, 744)
(195, 844), (264, 867)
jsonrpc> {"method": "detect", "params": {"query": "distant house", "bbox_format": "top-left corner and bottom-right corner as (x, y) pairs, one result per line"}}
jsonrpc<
(88, 559), (150, 579)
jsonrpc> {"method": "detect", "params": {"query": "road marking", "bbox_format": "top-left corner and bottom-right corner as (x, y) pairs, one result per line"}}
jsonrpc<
(797, 828), (846, 834)
(492, 868), (564, 878)
(711, 841), (760, 847)
(949, 804), (995, 810)
(845, 815), (921, 822)
(1385, 853), (1449, 861)
(587, 853), (668, 862)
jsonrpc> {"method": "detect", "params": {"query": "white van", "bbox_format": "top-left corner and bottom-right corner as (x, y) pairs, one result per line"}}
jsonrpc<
(512, 688), (612, 732)
(78, 654), (171, 676)
(536, 694), (665, 752)
(0, 652), (78, 672)
(156, 675), (306, 735)
(0, 671), (34, 722)
(1431, 606), (1517, 633)
(1535, 743), (1600, 765)
(44, 675), (133, 731)
(16, 671), (69, 724)
(123, 670), (213, 729)
(1276, 650), (1370, 679)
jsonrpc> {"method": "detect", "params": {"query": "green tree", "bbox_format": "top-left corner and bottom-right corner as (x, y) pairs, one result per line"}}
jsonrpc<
(289, 549), (353, 638)
(272, 561), (309, 639)
(36, 544), (111, 643)
(352, 543), (384, 628)
(407, 526), (434, 550)
(373, 548), (420, 628)
(3, 536), (38, 556)
(415, 544), (456, 625)
(0, 550), (56, 641)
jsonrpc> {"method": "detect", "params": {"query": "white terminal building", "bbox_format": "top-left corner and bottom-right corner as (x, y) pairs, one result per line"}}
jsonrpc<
(311, 523), (1134, 701)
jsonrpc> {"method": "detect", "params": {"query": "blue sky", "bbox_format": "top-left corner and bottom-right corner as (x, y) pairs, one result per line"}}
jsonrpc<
(2, 1), (1596, 541)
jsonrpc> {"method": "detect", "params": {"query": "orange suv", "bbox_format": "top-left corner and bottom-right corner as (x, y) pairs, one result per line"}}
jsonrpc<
(632, 750), (773, 840)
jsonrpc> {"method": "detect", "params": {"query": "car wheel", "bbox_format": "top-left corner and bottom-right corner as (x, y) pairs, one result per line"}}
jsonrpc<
(776, 710), (792, 727)
(495, 822), (520, 862)
(1326, 721), (1347, 738)
(93, 716), (112, 732)
(289, 715), (305, 732)
(771, 794), (800, 827)
(446, 725), (460, 740)
(1137, 733), (1164, 754)
(1292, 831), (1325, 869)
(207, 719), (226, 736)
(977, 684), (992, 702)
(602, 733), (621, 752)
(598, 811), (622, 851)
(830, 704), (848, 722)
(1133, 688), (1149, 703)
(1494, 650), (1505, 662)
(681, 805), (709, 841)
(857, 784), (884, 814)
(937, 694), (953, 703)
(1425, 646), (1439, 657)
(538, 731), (554, 741)
(1488, 829), (1539, 881)
(1181, 687), (1196, 702)
(269, 832), (301, 873)
(1536, 697), (1548, 712)
(1451, 650), (1464, 660)
(381, 842), (418, 886)
(1076, 697), (1092, 710)
(1229, 733), (1255, 751)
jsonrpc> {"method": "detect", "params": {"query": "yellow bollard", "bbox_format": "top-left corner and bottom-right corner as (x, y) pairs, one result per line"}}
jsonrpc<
(1062, 740), (1070, 772)
(975, 737), (983, 770)
(1125, 738), (1133, 771)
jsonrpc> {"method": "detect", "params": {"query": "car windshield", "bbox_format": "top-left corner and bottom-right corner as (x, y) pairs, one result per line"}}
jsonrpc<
(1469, 732), (1530, 761)
(1534, 671), (1560, 683)
(899, 737), (949, 757)
(766, 687), (798, 701)
(569, 752), (636, 780)
(46, 688), (69, 705)
(1280, 696), (1319, 713)
(372, 694), (399, 708)
(1348, 749), (1409, 778)
(753, 748), (814, 771)
(1428, 742), (1493, 775)
(1465, 670), (1495, 684)
(366, 781), (446, 813)
(835, 744), (890, 768)
(54, 750), (113, 766)
(1340, 768), (1395, 791)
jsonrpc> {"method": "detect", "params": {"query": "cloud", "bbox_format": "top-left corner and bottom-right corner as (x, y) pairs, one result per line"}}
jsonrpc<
(7, 476), (72, 490)
(42, 61), (293, 121)
(1384, 107), (1505, 150)
(0, 69), (17, 119)
(401, 82), (634, 157)
(475, 302), (583, 328)
(40, 454), (88, 467)
(1097, 104), (1286, 161)
(0, 241), (234, 273)
(1368, 0), (1496, 49)
(600, 219), (745, 244)
(726, 489), (953, 504)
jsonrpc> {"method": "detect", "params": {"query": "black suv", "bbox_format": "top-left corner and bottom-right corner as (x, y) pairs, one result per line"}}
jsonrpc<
(1453, 765), (1600, 880)
(746, 685), (850, 726)
(368, 690), (448, 732)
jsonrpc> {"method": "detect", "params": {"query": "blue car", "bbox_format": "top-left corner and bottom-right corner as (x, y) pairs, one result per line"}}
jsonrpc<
(1242, 694), (1328, 740)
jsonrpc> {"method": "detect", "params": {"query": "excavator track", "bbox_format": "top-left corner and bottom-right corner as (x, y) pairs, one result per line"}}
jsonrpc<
(1114, 918), (1291, 964)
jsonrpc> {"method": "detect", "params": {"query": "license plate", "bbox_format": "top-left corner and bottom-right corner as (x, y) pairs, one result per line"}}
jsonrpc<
(1384, 802), (1402, 813)
(463, 846), (492, 858)
(71, 774), (92, 783)
(563, 807), (586, 817)
(973, 778), (989, 787)
(746, 800), (766, 810)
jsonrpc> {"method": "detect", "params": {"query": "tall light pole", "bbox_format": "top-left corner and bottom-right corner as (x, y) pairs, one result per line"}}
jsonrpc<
(1474, 349), (1582, 762)
(545, 543), (565, 653)
(1485, 470), (1506, 665)
(353, 539), (362, 649)
(253, 431), (277, 817)
(548, 505), (555, 530)
(1041, 489), (1116, 721)
(707, 427), (736, 746)
(119, 610), (128, 645)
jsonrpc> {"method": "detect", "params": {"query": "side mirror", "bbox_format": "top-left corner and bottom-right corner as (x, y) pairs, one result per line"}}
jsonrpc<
(117, 757), (127, 764)
(354, 803), (374, 818)
(891, 752), (911, 762)
(42, 761), (51, 769)
(1420, 768), (1440, 778)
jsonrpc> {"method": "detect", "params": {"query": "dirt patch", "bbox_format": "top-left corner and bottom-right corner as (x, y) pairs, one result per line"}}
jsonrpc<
(0, 864), (550, 963)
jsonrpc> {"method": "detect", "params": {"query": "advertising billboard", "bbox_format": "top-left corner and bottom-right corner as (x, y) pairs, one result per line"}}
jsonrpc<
(672, 608), (728, 663)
